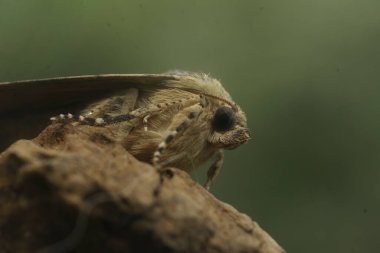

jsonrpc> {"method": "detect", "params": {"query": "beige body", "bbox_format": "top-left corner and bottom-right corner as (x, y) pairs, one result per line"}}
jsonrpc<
(125, 89), (217, 171)
(56, 72), (250, 189)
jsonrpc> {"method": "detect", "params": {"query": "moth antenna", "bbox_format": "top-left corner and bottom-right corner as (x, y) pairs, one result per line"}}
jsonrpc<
(200, 93), (238, 111)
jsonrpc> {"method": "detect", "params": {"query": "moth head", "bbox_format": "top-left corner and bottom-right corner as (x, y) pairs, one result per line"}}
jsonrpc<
(208, 104), (250, 150)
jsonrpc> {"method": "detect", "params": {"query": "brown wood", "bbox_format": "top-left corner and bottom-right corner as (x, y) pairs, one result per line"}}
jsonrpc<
(0, 123), (284, 253)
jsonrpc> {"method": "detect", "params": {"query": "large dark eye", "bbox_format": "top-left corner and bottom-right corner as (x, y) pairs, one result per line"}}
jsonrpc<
(212, 106), (236, 132)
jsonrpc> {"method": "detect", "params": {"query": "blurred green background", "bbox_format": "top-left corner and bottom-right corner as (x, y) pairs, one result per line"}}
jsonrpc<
(1, 0), (379, 252)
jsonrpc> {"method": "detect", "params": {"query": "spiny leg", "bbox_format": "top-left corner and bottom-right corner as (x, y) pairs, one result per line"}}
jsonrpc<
(152, 103), (203, 170)
(204, 150), (224, 191)
(50, 88), (139, 126)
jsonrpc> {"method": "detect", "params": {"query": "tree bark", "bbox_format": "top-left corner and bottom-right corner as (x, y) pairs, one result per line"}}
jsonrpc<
(0, 123), (285, 253)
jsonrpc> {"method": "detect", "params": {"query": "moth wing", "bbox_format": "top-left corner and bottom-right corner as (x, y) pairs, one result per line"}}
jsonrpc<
(0, 74), (177, 150)
(0, 74), (177, 114)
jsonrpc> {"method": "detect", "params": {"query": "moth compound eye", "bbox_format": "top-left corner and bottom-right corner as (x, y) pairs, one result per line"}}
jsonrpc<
(212, 106), (236, 132)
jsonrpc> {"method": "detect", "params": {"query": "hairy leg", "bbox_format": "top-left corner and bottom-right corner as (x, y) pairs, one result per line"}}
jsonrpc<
(204, 150), (224, 190)
(152, 103), (203, 170)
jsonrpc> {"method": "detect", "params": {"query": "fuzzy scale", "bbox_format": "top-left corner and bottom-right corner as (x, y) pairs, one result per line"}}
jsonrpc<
(49, 72), (250, 188)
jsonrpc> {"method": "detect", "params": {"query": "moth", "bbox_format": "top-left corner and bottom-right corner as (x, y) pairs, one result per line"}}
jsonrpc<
(0, 71), (250, 189)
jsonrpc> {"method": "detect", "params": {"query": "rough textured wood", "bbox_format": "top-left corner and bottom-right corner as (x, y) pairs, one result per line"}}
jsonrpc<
(0, 123), (284, 253)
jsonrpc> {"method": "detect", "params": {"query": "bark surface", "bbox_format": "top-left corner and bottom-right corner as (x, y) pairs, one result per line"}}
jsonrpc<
(0, 123), (284, 253)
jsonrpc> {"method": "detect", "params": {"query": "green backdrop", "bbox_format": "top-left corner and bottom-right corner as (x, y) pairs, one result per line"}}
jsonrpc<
(1, 0), (379, 252)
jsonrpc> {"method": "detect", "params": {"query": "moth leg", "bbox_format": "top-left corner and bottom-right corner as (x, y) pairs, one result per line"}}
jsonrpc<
(82, 88), (139, 118)
(106, 88), (139, 136)
(143, 114), (150, 131)
(50, 113), (106, 126)
(50, 88), (139, 126)
(204, 150), (224, 191)
(52, 93), (202, 129)
(50, 88), (138, 125)
(152, 103), (203, 170)
(93, 94), (202, 125)
(50, 113), (74, 122)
